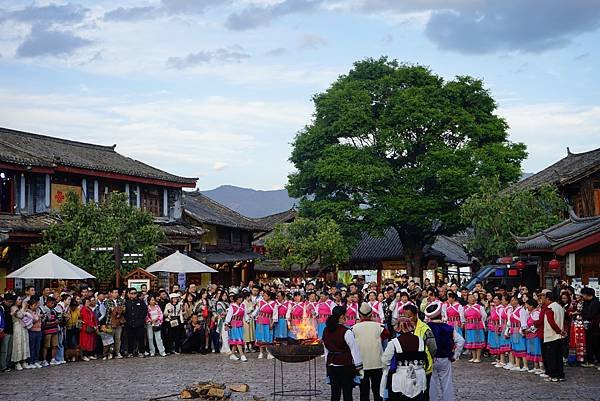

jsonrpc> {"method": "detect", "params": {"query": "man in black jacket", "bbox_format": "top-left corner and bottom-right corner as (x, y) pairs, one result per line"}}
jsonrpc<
(581, 287), (600, 367)
(124, 288), (148, 358)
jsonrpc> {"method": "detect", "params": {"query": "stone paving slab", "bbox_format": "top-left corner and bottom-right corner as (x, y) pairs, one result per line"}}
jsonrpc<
(0, 353), (598, 401)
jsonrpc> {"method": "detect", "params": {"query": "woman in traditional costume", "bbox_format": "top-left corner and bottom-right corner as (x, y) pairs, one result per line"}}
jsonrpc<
(525, 298), (544, 373)
(464, 293), (487, 363)
(507, 295), (528, 371)
(253, 291), (277, 359)
(224, 293), (249, 362)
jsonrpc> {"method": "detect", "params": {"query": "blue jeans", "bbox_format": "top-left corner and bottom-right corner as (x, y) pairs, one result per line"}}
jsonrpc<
(28, 331), (43, 364)
(56, 328), (65, 362)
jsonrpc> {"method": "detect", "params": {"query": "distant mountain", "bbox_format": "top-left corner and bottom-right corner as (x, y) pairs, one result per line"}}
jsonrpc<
(201, 185), (297, 218)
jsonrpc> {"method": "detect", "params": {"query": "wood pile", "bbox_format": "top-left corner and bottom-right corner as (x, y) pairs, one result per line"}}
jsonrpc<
(179, 382), (249, 400)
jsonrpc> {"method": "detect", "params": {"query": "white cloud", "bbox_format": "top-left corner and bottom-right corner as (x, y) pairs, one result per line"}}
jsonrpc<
(0, 89), (312, 189)
(500, 103), (600, 173)
(212, 161), (229, 171)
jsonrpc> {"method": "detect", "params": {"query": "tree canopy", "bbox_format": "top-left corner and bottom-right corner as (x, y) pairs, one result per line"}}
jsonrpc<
(264, 217), (350, 277)
(287, 57), (527, 274)
(461, 182), (568, 263)
(29, 192), (164, 281)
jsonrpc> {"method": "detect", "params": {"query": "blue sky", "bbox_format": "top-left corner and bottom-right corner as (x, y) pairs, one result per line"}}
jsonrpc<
(0, 0), (598, 190)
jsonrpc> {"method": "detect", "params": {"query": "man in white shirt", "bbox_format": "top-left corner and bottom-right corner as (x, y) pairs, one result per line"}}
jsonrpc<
(352, 302), (384, 401)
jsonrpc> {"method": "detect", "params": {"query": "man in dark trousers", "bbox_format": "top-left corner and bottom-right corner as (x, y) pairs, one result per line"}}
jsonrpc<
(124, 288), (148, 358)
(543, 291), (566, 381)
(581, 287), (600, 368)
(425, 303), (456, 401)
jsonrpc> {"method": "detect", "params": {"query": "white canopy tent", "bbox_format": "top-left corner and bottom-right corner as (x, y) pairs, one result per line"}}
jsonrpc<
(145, 251), (217, 274)
(6, 251), (96, 280)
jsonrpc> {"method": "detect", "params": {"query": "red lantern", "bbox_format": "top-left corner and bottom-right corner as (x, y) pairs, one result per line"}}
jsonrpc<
(548, 259), (560, 270)
(515, 260), (526, 270)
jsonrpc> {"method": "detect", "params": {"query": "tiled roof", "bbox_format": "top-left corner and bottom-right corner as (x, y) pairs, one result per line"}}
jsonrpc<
(0, 127), (197, 185)
(516, 209), (600, 251)
(190, 250), (264, 264)
(254, 259), (321, 273)
(183, 191), (267, 231)
(350, 228), (404, 262)
(0, 213), (57, 233)
(510, 147), (600, 191)
(251, 209), (297, 231)
(157, 222), (206, 239)
(350, 228), (470, 265)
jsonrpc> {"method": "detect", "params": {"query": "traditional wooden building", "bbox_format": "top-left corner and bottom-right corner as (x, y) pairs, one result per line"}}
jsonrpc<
(183, 191), (266, 286)
(516, 210), (600, 288)
(512, 146), (600, 288)
(511, 147), (600, 217)
(0, 127), (199, 292)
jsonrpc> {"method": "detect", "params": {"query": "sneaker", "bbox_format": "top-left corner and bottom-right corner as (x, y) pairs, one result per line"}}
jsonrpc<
(267, 353), (274, 360)
(212, 349), (216, 353)
(41, 361), (49, 367)
(557, 378), (566, 382)
(107, 354), (113, 360)
(159, 352), (167, 357)
(229, 354), (239, 361)
(137, 353), (145, 358)
(15, 363), (23, 371)
(127, 354), (134, 358)
(510, 366), (521, 371)
(144, 352), (150, 356)
(50, 359), (60, 366)
(581, 362), (595, 368)
(544, 377), (554, 382)
(24, 363), (35, 369)
(240, 355), (248, 362)
(82, 356), (90, 362)
(519, 367), (528, 372)
(115, 353), (123, 359)
(503, 363), (514, 370)
(89, 356), (97, 360)
(59, 360), (67, 364)
(172, 351), (180, 355)
(539, 373), (549, 378)
(257, 352), (264, 359)
(527, 368), (536, 373)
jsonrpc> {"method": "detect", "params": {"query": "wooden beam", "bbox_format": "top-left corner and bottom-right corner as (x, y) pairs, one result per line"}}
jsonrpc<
(555, 231), (600, 256)
(54, 165), (197, 188)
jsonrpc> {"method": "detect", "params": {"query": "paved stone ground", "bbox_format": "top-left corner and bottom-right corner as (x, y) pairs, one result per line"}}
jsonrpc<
(0, 353), (598, 401)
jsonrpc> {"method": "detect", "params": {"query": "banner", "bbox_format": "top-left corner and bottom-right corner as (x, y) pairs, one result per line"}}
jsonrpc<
(51, 184), (82, 209)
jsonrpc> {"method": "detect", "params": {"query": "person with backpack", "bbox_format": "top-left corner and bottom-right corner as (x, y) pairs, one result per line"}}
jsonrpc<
(39, 295), (61, 366)
(425, 303), (456, 401)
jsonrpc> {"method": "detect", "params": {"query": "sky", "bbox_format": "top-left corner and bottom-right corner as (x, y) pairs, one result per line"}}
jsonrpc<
(0, 1), (598, 191)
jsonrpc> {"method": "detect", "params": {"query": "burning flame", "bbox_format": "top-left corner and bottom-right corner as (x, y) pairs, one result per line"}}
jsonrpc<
(291, 318), (318, 341)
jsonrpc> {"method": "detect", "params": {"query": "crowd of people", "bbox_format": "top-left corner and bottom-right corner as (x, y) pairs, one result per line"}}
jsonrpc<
(0, 275), (598, 401)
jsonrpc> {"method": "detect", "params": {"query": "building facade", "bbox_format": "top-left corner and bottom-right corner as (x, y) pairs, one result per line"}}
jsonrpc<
(0, 127), (198, 292)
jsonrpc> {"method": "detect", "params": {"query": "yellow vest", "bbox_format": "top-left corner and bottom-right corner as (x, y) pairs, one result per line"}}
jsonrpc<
(414, 319), (433, 374)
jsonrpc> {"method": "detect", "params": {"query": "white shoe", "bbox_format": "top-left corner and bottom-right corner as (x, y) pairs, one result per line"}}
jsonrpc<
(50, 359), (60, 366)
(144, 352), (150, 356)
(34, 363), (43, 368)
(89, 356), (97, 360)
(503, 363), (514, 370)
(41, 361), (50, 367)
(519, 367), (528, 372)
(24, 363), (34, 369)
(150, 353), (155, 357)
(115, 353), (123, 359)
(82, 356), (90, 362)
(257, 352), (264, 359)
(102, 356), (108, 360)
(160, 352), (167, 357)
(15, 363), (23, 371)
(59, 360), (67, 364)
(539, 373), (549, 378)
(510, 366), (521, 371)
(107, 354), (113, 360)
(229, 354), (239, 361)
(240, 355), (248, 362)
(267, 353), (274, 360)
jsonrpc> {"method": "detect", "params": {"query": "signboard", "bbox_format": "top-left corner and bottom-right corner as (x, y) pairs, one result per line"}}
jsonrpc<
(348, 270), (378, 284)
(177, 272), (186, 289)
(51, 184), (82, 209)
(127, 279), (150, 292)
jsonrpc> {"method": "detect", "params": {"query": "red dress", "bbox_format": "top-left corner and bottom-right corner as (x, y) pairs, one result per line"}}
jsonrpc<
(79, 305), (98, 352)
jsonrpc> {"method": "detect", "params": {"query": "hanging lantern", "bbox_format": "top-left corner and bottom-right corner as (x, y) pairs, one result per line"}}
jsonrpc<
(548, 259), (561, 270)
(515, 260), (526, 270)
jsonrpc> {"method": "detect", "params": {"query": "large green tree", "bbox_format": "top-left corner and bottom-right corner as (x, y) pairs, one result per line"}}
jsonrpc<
(461, 181), (568, 263)
(264, 217), (350, 278)
(287, 57), (527, 275)
(29, 192), (164, 281)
